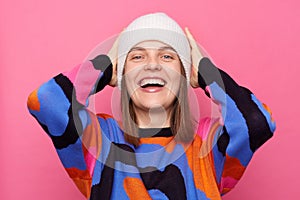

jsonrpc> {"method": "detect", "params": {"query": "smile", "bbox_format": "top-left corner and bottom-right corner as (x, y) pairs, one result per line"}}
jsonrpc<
(139, 78), (166, 88)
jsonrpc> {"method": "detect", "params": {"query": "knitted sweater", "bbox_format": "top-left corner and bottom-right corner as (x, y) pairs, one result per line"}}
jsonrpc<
(27, 55), (276, 200)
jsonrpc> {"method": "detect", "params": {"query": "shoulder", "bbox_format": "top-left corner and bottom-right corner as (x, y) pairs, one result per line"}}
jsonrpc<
(96, 113), (126, 143)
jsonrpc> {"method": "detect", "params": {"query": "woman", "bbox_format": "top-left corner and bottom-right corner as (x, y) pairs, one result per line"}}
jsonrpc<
(27, 13), (276, 200)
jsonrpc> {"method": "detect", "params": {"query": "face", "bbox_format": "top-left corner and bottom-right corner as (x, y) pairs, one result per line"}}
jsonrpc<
(123, 41), (182, 116)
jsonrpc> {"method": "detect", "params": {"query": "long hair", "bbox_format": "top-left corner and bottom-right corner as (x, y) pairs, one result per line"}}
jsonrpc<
(121, 65), (196, 147)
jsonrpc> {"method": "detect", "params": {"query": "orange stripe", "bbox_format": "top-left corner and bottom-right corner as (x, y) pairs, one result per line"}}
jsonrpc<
(65, 167), (92, 199)
(185, 136), (221, 200)
(97, 113), (114, 119)
(123, 177), (151, 200)
(65, 167), (91, 179)
(140, 137), (176, 153)
(27, 89), (40, 111)
(222, 155), (245, 180)
(199, 120), (220, 159)
(82, 112), (102, 151)
(262, 103), (275, 122)
(82, 111), (102, 176)
(221, 188), (231, 194)
(185, 120), (222, 199)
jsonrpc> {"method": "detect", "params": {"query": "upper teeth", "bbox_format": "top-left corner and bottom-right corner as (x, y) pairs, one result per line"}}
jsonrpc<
(140, 78), (165, 87)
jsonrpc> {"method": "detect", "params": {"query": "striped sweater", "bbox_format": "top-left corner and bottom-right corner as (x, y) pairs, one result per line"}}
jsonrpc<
(27, 55), (276, 200)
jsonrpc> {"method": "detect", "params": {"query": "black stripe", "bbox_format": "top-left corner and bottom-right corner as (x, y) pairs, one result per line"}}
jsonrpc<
(90, 143), (136, 200)
(217, 127), (230, 156)
(140, 165), (187, 200)
(91, 143), (187, 199)
(138, 127), (173, 138)
(46, 74), (84, 149)
(198, 58), (273, 152)
(90, 165), (114, 200)
(90, 55), (112, 92)
(198, 57), (225, 91)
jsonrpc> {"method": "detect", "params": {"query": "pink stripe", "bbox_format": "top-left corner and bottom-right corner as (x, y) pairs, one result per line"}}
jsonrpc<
(62, 64), (81, 84)
(197, 117), (221, 140)
(84, 147), (97, 176)
(196, 117), (211, 140)
(220, 177), (238, 191)
(63, 61), (101, 105)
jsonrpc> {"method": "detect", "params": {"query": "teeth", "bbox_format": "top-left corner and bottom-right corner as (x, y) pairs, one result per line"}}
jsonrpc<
(140, 78), (165, 87)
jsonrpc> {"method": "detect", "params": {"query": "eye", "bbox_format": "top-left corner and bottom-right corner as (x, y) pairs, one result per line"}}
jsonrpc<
(128, 53), (145, 62)
(132, 55), (143, 60)
(161, 54), (174, 61)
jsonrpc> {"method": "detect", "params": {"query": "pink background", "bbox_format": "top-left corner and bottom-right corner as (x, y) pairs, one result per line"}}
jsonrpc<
(1, 0), (299, 199)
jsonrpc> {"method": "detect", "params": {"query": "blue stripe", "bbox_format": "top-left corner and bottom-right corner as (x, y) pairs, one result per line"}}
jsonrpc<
(35, 79), (70, 136)
(92, 117), (120, 185)
(56, 138), (86, 170)
(173, 152), (210, 200)
(148, 189), (168, 199)
(91, 160), (104, 185)
(209, 82), (253, 166)
(251, 94), (276, 132)
(135, 143), (185, 169)
(78, 109), (90, 131)
(90, 71), (104, 96)
(212, 143), (226, 183)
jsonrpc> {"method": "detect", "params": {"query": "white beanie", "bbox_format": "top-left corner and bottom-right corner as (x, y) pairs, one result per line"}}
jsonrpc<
(117, 12), (191, 89)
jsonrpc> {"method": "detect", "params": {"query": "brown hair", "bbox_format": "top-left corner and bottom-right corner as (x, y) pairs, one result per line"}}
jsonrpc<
(121, 65), (196, 147)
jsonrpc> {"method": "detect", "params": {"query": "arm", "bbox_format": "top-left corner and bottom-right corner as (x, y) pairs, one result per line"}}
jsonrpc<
(27, 54), (114, 198)
(185, 28), (276, 194)
(198, 57), (276, 194)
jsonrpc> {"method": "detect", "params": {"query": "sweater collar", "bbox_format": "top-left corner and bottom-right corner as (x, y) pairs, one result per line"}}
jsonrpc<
(138, 127), (173, 138)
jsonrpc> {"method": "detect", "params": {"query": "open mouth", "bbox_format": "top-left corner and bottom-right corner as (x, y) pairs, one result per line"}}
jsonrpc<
(139, 78), (166, 88)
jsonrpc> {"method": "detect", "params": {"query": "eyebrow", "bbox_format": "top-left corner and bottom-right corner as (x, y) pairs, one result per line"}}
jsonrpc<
(158, 46), (176, 52)
(128, 46), (177, 53)
(129, 47), (147, 53)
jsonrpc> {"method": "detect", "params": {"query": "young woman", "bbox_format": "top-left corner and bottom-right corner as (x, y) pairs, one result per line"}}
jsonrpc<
(27, 13), (276, 200)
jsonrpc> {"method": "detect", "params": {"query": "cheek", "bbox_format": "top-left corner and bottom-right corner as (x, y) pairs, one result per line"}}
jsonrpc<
(123, 70), (138, 97)
(166, 67), (183, 94)
(124, 60), (143, 73)
(169, 80), (181, 96)
(165, 64), (182, 81)
(164, 61), (182, 74)
(124, 63), (136, 81)
(124, 75), (134, 94)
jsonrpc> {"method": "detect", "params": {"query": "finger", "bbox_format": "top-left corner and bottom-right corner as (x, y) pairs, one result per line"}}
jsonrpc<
(185, 27), (195, 42)
(184, 27), (197, 49)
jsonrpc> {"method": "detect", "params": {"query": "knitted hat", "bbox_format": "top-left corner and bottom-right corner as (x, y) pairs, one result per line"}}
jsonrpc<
(117, 12), (191, 89)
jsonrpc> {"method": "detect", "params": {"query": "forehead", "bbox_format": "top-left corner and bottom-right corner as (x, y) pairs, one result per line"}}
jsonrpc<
(132, 40), (176, 52)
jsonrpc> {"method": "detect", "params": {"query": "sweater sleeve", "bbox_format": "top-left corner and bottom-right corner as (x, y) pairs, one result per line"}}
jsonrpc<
(197, 57), (276, 195)
(27, 55), (113, 199)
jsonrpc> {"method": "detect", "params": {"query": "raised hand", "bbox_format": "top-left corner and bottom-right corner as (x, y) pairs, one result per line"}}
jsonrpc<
(107, 33), (120, 87)
(185, 27), (204, 88)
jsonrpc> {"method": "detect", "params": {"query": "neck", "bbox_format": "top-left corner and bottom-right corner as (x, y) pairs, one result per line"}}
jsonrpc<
(134, 105), (171, 128)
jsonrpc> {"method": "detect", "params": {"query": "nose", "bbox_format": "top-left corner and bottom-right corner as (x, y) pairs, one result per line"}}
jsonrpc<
(144, 55), (162, 71)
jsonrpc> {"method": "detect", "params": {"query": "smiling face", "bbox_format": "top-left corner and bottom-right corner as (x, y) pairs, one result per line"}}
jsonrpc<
(123, 41), (183, 127)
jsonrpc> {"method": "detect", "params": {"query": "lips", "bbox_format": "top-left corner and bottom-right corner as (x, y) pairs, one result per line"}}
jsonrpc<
(137, 77), (166, 93)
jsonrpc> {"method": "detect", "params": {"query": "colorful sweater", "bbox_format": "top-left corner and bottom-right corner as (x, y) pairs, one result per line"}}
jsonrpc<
(27, 55), (276, 200)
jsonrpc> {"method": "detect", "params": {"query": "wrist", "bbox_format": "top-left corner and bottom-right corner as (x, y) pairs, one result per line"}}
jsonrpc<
(90, 55), (113, 91)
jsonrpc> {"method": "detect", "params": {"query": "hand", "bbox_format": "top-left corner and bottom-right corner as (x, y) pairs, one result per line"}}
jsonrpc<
(185, 27), (203, 88)
(107, 33), (120, 87)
